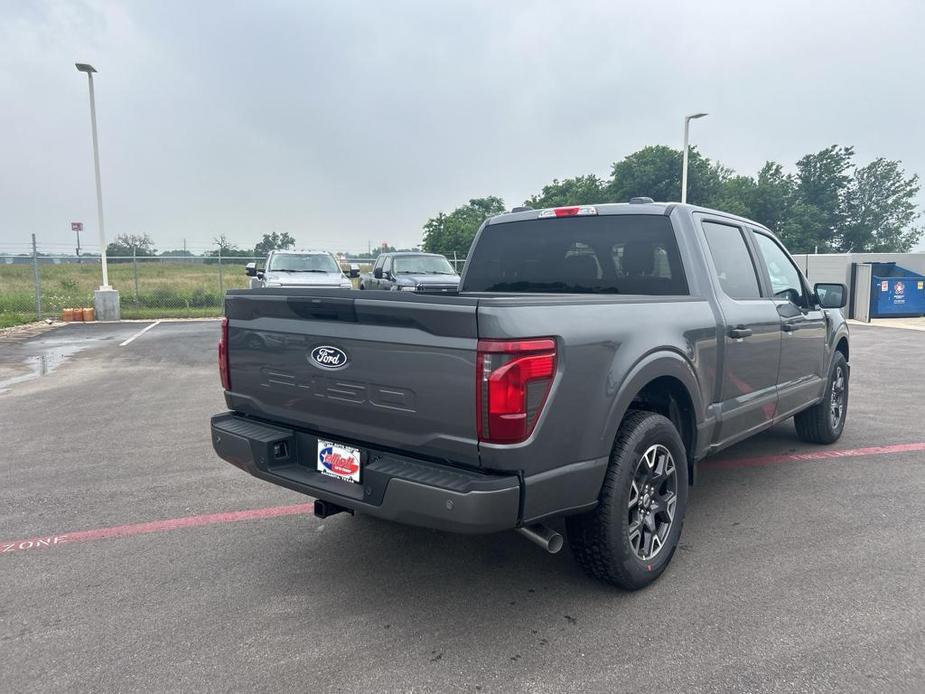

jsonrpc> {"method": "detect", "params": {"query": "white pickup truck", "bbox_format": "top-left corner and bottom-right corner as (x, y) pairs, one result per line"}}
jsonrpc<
(245, 250), (353, 289)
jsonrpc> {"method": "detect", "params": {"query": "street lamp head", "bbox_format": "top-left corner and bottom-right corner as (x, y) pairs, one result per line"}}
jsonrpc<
(687, 112), (708, 120)
(75, 63), (97, 74)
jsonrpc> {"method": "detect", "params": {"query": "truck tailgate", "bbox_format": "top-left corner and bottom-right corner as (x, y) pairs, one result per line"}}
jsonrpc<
(224, 290), (480, 466)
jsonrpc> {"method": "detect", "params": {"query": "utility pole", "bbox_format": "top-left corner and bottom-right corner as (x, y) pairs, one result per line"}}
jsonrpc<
(76, 62), (119, 319)
(681, 112), (708, 204)
(32, 234), (41, 320)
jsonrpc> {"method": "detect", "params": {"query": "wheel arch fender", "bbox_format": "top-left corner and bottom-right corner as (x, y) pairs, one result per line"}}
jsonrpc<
(832, 328), (849, 364)
(600, 349), (707, 469)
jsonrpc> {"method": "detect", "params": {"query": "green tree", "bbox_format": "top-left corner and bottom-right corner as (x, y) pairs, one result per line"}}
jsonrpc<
(839, 158), (923, 252)
(106, 233), (156, 261)
(525, 175), (608, 208)
(750, 162), (798, 233)
(607, 145), (725, 205)
(206, 234), (253, 263)
(789, 145), (855, 252)
(422, 196), (506, 256)
(715, 175), (758, 218)
(254, 231), (295, 257)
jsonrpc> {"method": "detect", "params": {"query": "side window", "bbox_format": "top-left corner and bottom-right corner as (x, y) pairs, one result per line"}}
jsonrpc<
(383, 256), (393, 275)
(752, 232), (805, 306)
(373, 256), (384, 271)
(701, 221), (761, 300)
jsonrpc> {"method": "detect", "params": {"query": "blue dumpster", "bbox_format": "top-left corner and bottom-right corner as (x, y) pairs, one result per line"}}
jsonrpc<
(868, 262), (925, 317)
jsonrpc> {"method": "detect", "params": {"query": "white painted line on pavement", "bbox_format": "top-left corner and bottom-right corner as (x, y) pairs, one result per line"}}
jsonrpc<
(119, 320), (162, 347)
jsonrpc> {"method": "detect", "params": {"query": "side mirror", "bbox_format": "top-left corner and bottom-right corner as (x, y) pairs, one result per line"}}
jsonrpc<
(373, 268), (382, 279)
(256, 271), (265, 280)
(815, 282), (847, 309)
(245, 262), (257, 277)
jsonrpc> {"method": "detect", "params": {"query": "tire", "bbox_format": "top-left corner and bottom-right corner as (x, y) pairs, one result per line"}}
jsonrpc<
(567, 411), (689, 590)
(794, 351), (848, 444)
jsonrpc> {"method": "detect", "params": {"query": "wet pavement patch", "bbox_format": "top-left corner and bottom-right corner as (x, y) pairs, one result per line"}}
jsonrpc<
(0, 342), (90, 392)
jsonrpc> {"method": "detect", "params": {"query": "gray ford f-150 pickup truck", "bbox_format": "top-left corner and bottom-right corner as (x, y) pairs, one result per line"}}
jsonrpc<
(212, 201), (850, 589)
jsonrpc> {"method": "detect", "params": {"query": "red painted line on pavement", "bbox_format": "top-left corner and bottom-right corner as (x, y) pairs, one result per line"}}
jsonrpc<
(702, 441), (925, 470)
(0, 502), (314, 556)
(3, 442), (923, 557)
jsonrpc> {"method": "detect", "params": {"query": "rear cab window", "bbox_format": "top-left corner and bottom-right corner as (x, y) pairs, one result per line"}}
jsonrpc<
(462, 215), (688, 295)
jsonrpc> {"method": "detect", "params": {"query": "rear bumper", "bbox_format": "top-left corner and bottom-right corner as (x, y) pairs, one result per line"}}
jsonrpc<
(211, 412), (520, 534)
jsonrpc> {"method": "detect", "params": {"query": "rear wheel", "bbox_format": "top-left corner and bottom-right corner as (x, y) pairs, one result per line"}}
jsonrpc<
(567, 411), (688, 590)
(794, 352), (849, 444)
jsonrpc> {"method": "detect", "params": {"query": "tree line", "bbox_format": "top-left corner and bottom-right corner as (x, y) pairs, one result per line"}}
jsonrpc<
(104, 231), (299, 262)
(421, 144), (923, 256)
(104, 231), (419, 261)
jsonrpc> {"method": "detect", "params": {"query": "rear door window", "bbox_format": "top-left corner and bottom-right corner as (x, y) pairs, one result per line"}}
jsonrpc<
(701, 221), (762, 300)
(462, 215), (688, 295)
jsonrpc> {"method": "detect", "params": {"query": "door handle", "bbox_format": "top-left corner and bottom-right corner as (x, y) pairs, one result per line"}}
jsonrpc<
(728, 326), (753, 339)
(782, 323), (796, 333)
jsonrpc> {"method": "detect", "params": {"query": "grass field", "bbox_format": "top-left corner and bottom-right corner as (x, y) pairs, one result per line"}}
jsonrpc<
(0, 260), (252, 326)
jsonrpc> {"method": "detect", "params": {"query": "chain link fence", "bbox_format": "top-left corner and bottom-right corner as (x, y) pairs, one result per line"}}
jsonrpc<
(1, 246), (467, 328)
(0, 253), (259, 326)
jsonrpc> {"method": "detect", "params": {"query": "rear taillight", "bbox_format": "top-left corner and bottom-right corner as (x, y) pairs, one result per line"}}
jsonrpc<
(476, 338), (556, 444)
(218, 317), (231, 390)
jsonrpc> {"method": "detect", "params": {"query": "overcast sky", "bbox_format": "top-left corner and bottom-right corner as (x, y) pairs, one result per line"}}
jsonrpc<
(2, 0), (923, 255)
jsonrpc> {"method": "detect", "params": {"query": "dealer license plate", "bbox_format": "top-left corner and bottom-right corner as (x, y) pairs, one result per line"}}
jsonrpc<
(316, 439), (362, 484)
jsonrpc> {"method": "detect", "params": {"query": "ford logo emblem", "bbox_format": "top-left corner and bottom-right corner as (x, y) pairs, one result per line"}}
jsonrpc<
(309, 345), (348, 370)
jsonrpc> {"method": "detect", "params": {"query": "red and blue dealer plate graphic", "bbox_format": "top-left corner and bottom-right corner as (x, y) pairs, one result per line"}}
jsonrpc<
(317, 439), (362, 483)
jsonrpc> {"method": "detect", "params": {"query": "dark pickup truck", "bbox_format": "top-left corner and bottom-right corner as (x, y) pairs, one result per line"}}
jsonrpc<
(358, 252), (460, 293)
(212, 201), (850, 589)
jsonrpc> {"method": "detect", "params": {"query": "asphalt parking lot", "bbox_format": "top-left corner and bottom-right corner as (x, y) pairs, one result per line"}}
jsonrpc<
(1, 320), (923, 693)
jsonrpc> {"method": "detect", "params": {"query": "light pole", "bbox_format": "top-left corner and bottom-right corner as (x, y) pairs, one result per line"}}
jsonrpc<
(681, 112), (708, 204)
(76, 62), (119, 319)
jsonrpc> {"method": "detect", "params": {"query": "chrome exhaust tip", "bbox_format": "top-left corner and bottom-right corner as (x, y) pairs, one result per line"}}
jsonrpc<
(516, 524), (564, 554)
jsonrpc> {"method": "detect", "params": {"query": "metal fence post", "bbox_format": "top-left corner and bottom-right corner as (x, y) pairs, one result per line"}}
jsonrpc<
(31, 234), (41, 319)
(218, 246), (224, 298)
(132, 246), (139, 302)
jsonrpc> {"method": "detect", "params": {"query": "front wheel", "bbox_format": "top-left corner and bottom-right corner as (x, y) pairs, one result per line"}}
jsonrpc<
(567, 411), (689, 590)
(794, 352), (849, 444)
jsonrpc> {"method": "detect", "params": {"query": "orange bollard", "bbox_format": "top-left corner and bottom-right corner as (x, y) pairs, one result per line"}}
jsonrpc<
(82, 307), (95, 322)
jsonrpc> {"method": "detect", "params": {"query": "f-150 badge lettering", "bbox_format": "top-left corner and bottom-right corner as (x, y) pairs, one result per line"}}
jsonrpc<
(310, 345), (348, 369)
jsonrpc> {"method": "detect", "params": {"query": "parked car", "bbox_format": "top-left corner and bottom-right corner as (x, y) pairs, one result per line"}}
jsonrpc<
(358, 252), (459, 293)
(214, 201), (849, 590)
(245, 250), (353, 288)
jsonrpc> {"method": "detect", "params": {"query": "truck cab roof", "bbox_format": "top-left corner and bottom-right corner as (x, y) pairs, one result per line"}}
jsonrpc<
(487, 201), (773, 236)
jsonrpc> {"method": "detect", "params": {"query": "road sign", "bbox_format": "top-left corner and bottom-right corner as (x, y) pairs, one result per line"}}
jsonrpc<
(71, 222), (84, 232)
